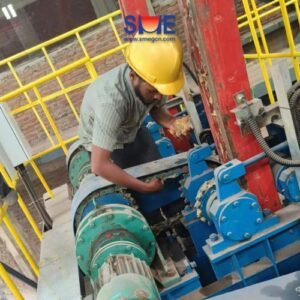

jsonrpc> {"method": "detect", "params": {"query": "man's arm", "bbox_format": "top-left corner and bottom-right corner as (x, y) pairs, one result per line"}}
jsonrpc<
(91, 145), (163, 193)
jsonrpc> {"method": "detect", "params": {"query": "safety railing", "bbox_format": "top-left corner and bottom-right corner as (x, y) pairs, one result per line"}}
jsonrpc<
(237, 0), (300, 103)
(0, 9), (126, 298)
(0, 1), (299, 297)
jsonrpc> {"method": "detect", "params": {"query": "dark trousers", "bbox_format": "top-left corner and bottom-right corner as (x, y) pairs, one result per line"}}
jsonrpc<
(111, 127), (161, 169)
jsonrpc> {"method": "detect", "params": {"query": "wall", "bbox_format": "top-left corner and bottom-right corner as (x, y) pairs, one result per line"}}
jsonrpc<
(0, 0), (284, 150)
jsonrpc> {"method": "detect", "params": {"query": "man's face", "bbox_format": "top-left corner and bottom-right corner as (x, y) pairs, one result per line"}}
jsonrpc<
(130, 71), (164, 105)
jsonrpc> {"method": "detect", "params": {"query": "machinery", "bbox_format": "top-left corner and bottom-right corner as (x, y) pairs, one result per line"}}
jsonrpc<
(65, 0), (300, 299)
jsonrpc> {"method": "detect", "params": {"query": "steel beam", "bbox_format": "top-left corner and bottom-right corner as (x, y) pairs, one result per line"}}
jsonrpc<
(177, 0), (281, 211)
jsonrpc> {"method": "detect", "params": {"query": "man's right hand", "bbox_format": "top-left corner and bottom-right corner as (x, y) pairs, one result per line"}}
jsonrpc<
(143, 178), (164, 193)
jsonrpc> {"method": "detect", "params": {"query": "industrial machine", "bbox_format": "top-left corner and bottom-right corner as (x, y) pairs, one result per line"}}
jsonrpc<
(65, 0), (300, 299)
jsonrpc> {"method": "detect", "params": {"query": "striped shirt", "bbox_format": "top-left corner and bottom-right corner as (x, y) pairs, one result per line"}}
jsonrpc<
(79, 64), (161, 152)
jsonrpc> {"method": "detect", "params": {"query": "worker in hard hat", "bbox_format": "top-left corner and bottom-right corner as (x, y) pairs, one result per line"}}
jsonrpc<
(79, 32), (191, 193)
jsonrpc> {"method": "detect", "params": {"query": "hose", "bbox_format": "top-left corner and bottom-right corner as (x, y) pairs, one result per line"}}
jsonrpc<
(183, 61), (198, 84)
(287, 81), (300, 143)
(246, 117), (300, 166)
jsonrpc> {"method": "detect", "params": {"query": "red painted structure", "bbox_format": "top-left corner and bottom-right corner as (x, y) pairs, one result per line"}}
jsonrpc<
(118, 0), (281, 211)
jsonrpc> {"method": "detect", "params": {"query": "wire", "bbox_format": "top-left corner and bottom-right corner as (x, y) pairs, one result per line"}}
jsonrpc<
(246, 117), (300, 166)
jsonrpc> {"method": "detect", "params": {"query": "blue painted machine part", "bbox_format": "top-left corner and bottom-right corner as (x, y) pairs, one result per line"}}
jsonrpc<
(182, 144), (214, 205)
(273, 165), (300, 202)
(160, 271), (201, 300)
(208, 159), (279, 253)
(203, 204), (300, 292)
(182, 210), (217, 285)
(131, 176), (183, 214)
(68, 136), (300, 299)
(146, 121), (176, 158)
(156, 138), (176, 158)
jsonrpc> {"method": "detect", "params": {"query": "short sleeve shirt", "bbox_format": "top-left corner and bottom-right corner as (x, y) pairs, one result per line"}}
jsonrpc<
(79, 64), (161, 151)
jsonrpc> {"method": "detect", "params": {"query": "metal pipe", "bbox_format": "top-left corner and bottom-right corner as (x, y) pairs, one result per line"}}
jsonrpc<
(2, 213), (40, 277)
(16, 165), (53, 230)
(1, 261), (37, 289)
(243, 141), (288, 167)
(17, 194), (43, 241)
(0, 263), (24, 299)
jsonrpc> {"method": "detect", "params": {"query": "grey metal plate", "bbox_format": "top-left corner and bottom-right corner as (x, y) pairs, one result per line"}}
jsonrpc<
(98, 151), (188, 187)
(37, 219), (81, 300)
(210, 271), (300, 300)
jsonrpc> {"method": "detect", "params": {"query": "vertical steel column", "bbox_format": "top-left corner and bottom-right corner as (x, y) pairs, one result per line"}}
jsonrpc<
(177, 0), (280, 211)
(118, 0), (152, 19)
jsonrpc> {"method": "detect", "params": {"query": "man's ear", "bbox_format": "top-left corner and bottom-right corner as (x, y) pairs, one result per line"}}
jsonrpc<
(129, 70), (135, 80)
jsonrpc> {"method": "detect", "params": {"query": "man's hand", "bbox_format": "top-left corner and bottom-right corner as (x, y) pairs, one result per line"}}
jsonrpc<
(169, 116), (193, 137)
(143, 178), (164, 193)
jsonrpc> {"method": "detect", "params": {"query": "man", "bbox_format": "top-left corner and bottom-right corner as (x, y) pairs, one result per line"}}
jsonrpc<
(79, 33), (191, 193)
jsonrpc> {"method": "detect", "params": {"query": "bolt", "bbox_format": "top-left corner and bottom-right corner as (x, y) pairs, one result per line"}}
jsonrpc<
(256, 218), (262, 224)
(209, 233), (218, 242)
(200, 217), (206, 222)
(233, 201), (239, 207)
(295, 286), (300, 293)
(190, 261), (197, 268)
(263, 208), (272, 217)
(127, 215), (134, 221)
(136, 289), (149, 299)
(184, 205), (190, 212)
(251, 202), (257, 208)
(143, 225), (148, 231)
(226, 232), (232, 237)
(77, 256), (82, 261)
(244, 232), (251, 239)
(150, 241), (156, 247)
(223, 174), (229, 181)
(77, 238), (84, 244)
(235, 93), (246, 104)
(197, 209), (202, 218)
(126, 245), (132, 251)
(221, 216), (227, 223)
(89, 222), (95, 228)
(93, 263), (98, 268)
(107, 214), (113, 220)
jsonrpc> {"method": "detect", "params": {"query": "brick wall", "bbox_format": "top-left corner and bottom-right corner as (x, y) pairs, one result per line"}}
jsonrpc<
(0, 0), (284, 150)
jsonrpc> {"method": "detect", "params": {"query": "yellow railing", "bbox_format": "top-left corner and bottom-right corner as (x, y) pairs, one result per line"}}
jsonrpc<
(0, 8), (126, 212)
(0, 1), (299, 297)
(0, 9), (126, 298)
(238, 0), (300, 103)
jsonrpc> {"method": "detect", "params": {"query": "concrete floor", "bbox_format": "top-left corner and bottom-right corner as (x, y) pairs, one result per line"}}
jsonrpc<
(37, 184), (81, 300)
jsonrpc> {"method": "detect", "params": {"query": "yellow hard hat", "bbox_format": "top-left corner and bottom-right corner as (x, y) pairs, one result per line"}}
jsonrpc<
(125, 32), (184, 95)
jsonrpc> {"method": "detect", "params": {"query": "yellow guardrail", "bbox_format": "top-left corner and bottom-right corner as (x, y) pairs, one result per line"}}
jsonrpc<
(0, 9), (125, 297)
(238, 0), (300, 103)
(0, 263), (24, 300)
(0, 1), (299, 297)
